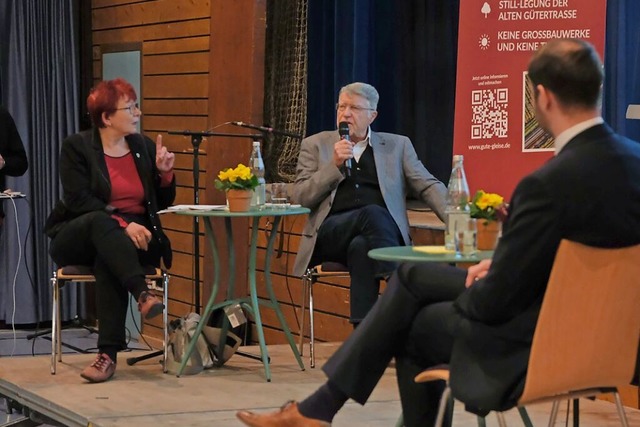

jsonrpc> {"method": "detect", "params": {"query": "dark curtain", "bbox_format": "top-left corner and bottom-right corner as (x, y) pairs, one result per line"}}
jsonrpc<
(306, 0), (460, 183)
(0, 0), (81, 324)
(604, 0), (640, 141)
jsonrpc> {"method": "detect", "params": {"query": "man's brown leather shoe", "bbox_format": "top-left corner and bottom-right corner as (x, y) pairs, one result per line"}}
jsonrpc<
(138, 291), (164, 320)
(80, 353), (116, 383)
(236, 401), (330, 427)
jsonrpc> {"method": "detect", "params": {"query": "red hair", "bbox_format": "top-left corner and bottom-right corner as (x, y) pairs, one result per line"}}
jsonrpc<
(86, 78), (137, 128)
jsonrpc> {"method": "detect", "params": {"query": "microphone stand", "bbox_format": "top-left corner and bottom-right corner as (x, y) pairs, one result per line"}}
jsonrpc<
(168, 130), (261, 313)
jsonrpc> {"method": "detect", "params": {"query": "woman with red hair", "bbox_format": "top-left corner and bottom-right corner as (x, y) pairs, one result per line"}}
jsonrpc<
(45, 78), (175, 383)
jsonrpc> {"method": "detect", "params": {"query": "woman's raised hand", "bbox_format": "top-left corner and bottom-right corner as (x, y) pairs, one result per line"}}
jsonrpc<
(155, 134), (175, 173)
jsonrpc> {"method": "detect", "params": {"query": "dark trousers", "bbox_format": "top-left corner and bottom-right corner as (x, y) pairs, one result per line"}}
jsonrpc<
(314, 205), (403, 323)
(322, 262), (466, 427)
(49, 211), (161, 350)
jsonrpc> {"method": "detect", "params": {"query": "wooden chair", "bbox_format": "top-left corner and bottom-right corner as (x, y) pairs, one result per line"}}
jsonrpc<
(417, 240), (640, 426)
(50, 265), (170, 375)
(298, 262), (350, 368)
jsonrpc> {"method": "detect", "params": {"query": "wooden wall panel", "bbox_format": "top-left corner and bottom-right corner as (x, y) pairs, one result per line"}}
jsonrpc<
(142, 75), (209, 98)
(93, 19), (210, 45)
(92, 0), (210, 30)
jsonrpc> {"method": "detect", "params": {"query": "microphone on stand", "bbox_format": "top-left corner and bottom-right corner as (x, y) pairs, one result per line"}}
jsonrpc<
(231, 121), (276, 133)
(230, 121), (303, 139)
(338, 121), (351, 175)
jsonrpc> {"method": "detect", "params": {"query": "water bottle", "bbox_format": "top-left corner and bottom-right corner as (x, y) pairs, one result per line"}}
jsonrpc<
(444, 155), (470, 251)
(249, 140), (266, 208)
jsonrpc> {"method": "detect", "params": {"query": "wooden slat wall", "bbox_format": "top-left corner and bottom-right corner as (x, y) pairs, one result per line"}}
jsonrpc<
(91, 0), (212, 340)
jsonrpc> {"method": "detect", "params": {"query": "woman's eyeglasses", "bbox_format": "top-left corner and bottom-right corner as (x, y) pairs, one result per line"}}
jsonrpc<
(116, 103), (140, 114)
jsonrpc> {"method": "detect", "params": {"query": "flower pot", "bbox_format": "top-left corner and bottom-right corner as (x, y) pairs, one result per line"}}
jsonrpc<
(477, 220), (501, 250)
(226, 189), (252, 212)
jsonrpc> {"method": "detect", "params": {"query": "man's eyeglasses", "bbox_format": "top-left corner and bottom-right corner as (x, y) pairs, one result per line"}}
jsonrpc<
(336, 103), (375, 113)
(116, 103), (140, 114)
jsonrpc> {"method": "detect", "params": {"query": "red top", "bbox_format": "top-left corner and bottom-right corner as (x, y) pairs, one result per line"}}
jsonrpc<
(104, 152), (174, 227)
(104, 152), (173, 228)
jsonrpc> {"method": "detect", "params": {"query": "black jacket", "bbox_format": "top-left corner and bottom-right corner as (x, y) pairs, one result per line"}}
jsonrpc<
(45, 128), (175, 267)
(0, 106), (28, 217)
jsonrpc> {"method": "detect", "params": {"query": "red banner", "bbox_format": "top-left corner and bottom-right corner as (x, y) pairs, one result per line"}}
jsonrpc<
(453, 0), (607, 200)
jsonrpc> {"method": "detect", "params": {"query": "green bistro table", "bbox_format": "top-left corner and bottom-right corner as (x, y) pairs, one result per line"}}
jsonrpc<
(368, 246), (494, 264)
(174, 206), (310, 381)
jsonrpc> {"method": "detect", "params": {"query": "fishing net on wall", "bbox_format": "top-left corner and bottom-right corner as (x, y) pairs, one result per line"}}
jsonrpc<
(263, 0), (308, 182)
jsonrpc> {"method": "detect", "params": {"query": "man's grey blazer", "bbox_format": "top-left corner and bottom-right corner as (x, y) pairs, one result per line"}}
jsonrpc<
(291, 130), (447, 277)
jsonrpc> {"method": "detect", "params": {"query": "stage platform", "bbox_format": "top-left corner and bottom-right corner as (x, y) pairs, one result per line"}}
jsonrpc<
(1, 342), (639, 426)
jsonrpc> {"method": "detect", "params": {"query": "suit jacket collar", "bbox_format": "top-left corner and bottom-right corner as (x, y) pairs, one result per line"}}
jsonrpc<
(559, 123), (613, 155)
(554, 117), (604, 155)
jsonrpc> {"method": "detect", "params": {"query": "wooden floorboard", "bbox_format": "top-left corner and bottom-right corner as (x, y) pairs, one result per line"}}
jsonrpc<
(1, 342), (639, 426)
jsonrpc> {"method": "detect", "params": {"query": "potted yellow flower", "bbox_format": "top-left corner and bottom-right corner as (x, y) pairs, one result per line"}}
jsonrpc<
(470, 190), (507, 250)
(214, 163), (259, 212)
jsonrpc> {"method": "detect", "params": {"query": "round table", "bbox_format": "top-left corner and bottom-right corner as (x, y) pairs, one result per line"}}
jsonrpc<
(368, 246), (494, 263)
(174, 206), (309, 380)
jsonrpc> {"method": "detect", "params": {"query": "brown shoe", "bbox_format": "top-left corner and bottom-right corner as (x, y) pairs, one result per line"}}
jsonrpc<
(236, 401), (330, 427)
(80, 353), (116, 383)
(138, 291), (164, 319)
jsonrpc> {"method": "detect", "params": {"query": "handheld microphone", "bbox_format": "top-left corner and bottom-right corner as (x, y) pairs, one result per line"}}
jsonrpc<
(338, 121), (351, 174)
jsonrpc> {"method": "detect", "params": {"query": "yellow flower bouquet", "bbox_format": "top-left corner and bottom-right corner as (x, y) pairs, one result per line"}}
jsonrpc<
(214, 163), (259, 191)
(470, 190), (506, 223)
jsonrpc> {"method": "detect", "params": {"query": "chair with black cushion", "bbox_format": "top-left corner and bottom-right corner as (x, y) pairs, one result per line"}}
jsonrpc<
(50, 265), (170, 375)
(415, 240), (640, 426)
(408, 365), (532, 427)
(298, 262), (350, 368)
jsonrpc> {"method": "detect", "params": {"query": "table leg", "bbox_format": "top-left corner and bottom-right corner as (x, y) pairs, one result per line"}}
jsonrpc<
(214, 218), (235, 363)
(177, 218), (222, 377)
(248, 217), (271, 381)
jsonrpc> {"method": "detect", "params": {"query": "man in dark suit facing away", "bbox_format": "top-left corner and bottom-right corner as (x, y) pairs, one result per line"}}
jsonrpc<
(236, 39), (640, 427)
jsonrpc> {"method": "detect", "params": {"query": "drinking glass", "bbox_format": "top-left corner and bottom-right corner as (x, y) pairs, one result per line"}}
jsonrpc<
(269, 182), (289, 209)
(455, 218), (477, 255)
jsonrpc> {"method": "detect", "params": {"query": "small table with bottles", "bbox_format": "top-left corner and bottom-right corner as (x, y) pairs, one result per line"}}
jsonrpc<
(173, 205), (310, 381)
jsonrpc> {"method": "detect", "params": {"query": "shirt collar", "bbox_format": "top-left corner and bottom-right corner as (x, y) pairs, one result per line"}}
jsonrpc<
(554, 117), (604, 155)
(360, 127), (372, 147)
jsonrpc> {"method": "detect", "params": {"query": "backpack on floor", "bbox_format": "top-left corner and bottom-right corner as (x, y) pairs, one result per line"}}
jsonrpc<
(165, 311), (242, 375)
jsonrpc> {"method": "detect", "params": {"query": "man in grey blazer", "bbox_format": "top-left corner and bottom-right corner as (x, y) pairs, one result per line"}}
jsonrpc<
(292, 82), (447, 324)
(237, 40), (640, 427)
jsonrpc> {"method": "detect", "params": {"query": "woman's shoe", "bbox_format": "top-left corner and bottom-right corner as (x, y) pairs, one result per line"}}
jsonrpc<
(80, 353), (116, 383)
(138, 291), (164, 319)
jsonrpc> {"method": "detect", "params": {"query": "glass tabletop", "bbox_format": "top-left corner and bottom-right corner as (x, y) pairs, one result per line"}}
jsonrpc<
(368, 245), (493, 263)
(171, 206), (310, 217)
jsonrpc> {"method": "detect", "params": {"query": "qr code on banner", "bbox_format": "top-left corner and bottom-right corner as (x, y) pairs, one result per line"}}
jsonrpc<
(471, 88), (508, 139)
